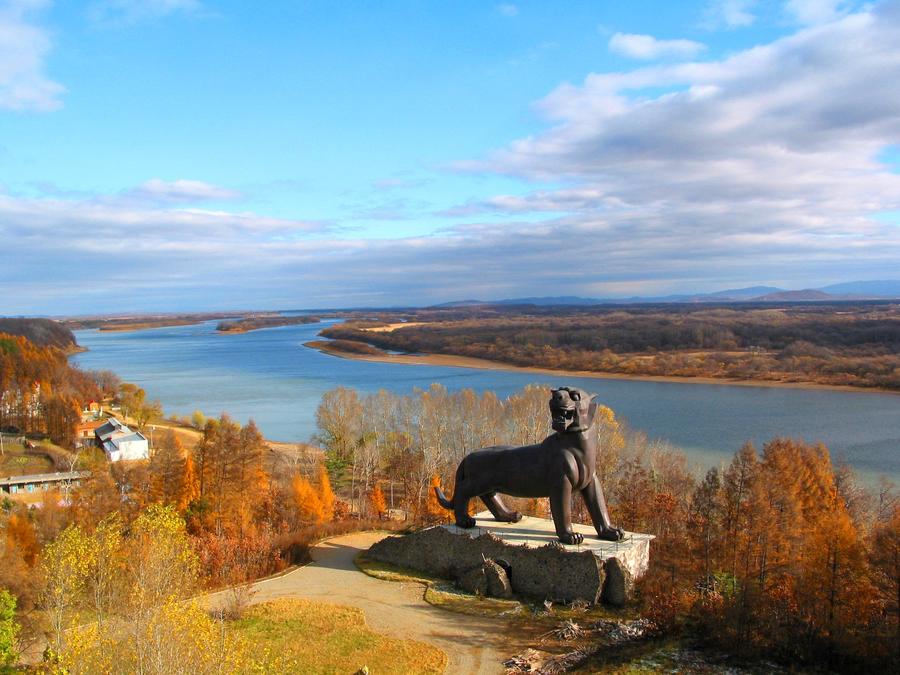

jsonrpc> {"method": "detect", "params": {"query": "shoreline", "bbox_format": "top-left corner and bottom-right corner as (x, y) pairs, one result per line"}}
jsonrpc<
(307, 343), (899, 395)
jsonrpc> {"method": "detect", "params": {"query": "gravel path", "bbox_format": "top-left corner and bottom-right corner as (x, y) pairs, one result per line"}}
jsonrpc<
(206, 531), (527, 674)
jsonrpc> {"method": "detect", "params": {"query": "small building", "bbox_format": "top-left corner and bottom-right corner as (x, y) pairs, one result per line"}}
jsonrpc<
(74, 419), (104, 448)
(1, 470), (87, 496)
(81, 400), (102, 420)
(95, 417), (149, 462)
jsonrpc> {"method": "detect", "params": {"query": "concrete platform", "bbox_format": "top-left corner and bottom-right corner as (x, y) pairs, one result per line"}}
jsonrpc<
(367, 511), (654, 605)
(446, 511), (654, 579)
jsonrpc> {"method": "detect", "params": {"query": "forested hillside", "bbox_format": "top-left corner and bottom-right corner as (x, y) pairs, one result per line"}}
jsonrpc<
(0, 319), (78, 351)
(0, 333), (101, 445)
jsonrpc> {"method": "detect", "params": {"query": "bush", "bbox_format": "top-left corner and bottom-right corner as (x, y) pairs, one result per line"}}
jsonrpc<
(0, 589), (20, 669)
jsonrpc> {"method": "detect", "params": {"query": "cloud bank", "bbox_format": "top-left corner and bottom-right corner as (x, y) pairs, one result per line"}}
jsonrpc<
(447, 1), (900, 295)
(3, 1), (899, 313)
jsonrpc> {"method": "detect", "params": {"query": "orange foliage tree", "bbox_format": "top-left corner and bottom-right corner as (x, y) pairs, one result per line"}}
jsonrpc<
(424, 475), (449, 523)
(291, 474), (325, 526)
(317, 464), (335, 522)
(149, 430), (198, 511)
(369, 483), (387, 518)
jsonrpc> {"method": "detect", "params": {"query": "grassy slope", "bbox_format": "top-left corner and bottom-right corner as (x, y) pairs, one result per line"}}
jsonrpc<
(230, 598), (446, 674)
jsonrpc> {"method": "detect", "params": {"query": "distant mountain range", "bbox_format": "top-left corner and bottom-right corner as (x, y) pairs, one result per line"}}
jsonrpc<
(431, 280), (900, 308)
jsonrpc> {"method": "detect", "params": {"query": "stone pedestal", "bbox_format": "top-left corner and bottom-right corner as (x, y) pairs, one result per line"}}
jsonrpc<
(366, 511), (653, 606)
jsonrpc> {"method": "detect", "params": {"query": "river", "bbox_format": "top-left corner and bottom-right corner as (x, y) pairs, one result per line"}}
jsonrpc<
(72, 320), (900, 484)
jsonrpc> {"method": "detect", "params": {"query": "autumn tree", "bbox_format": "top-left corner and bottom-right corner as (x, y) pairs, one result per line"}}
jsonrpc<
(0, 589), (19, 669)
(424, 475), (449, 523)
(117, 382), (145, 421)
(291, 473), (324, 525)
(1, 333), (99, 439)
(194, 415), (241, 533)
(86, 513), (124, 627)
(122, 504), (200, 671)
(869, 504), (900, 665)
(191, 409), (206, 430)
(87, 369), (120, 400)
(370, 483), (387, 519)
(149, 430), (198, 511)
(50, 505), (252, 675)
(40, 524), (93, 653)
(231, 420), (270, 533)
(314, 387), (362, 480)
(5, 514), (39, 568)
(133, 398), (163, 430)
(71, 468), (121, 530)
(317, 463), (335, 522)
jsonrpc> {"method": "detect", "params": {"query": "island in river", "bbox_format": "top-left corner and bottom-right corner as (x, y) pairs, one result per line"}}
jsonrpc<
(317, 301), (900, 392)
(217, 315), (320, 333)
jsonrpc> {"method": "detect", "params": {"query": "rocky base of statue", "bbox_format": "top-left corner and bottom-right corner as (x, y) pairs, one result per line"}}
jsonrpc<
(366, 511), (653, 606)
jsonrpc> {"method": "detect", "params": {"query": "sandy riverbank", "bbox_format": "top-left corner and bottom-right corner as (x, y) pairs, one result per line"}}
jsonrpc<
(307, 343), (898, 395)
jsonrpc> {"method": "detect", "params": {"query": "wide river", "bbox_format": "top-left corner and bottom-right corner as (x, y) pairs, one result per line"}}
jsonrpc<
(72, 320), (899, 484)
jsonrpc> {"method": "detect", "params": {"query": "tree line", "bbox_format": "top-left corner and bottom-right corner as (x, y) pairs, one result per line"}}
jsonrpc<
(0, 372), (896, 671)
(0, 333), (101, 447)
(311, 384), (899, 672)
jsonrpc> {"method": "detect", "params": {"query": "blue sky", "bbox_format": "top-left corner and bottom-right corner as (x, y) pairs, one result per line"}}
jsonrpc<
(2, 0), (899, 313)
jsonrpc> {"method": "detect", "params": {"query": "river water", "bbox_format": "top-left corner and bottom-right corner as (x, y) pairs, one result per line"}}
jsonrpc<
(72, 320), (900, 484)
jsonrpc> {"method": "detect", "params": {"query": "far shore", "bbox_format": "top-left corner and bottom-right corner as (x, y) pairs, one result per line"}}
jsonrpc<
(306, 343), (899, 395)
(97, 320), (203, 332)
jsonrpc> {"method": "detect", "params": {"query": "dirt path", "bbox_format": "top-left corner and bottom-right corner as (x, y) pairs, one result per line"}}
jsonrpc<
(206, 532), (526, 674)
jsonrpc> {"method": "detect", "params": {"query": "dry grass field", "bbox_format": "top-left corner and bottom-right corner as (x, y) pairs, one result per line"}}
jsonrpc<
(230, 598), (446, 674)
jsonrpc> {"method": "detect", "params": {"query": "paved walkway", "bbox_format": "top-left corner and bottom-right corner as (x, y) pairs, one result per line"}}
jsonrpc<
(206, 531), (528, 674)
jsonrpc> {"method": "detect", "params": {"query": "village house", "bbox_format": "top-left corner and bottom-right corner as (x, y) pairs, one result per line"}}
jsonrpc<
(74, 418), (104, 448)
(95, 417), (149, 461)
(81, 400), (102, 420)
(0, 470), (87, 496)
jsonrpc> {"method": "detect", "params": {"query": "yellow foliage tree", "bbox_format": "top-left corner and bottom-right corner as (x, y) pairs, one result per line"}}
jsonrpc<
(595, 404), (625, 478)
(40, 524), (94, 653)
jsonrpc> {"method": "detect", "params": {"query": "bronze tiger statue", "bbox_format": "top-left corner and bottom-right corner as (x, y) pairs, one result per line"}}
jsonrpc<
(435, 386), (625, 544)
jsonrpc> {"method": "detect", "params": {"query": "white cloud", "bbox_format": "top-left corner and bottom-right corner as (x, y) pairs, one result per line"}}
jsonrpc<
(497, 4), (519, 18)
(0, 0), (64, 111)
(785, 0), (854, 24)
(129, 179), (242, 203)
(705, 0), (757, 28)
(608, 33), (706, 60)
(0, 182), (323, 246)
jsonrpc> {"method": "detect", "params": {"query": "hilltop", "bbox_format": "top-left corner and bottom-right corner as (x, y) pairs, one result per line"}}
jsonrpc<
(0, 318), (78, 351)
